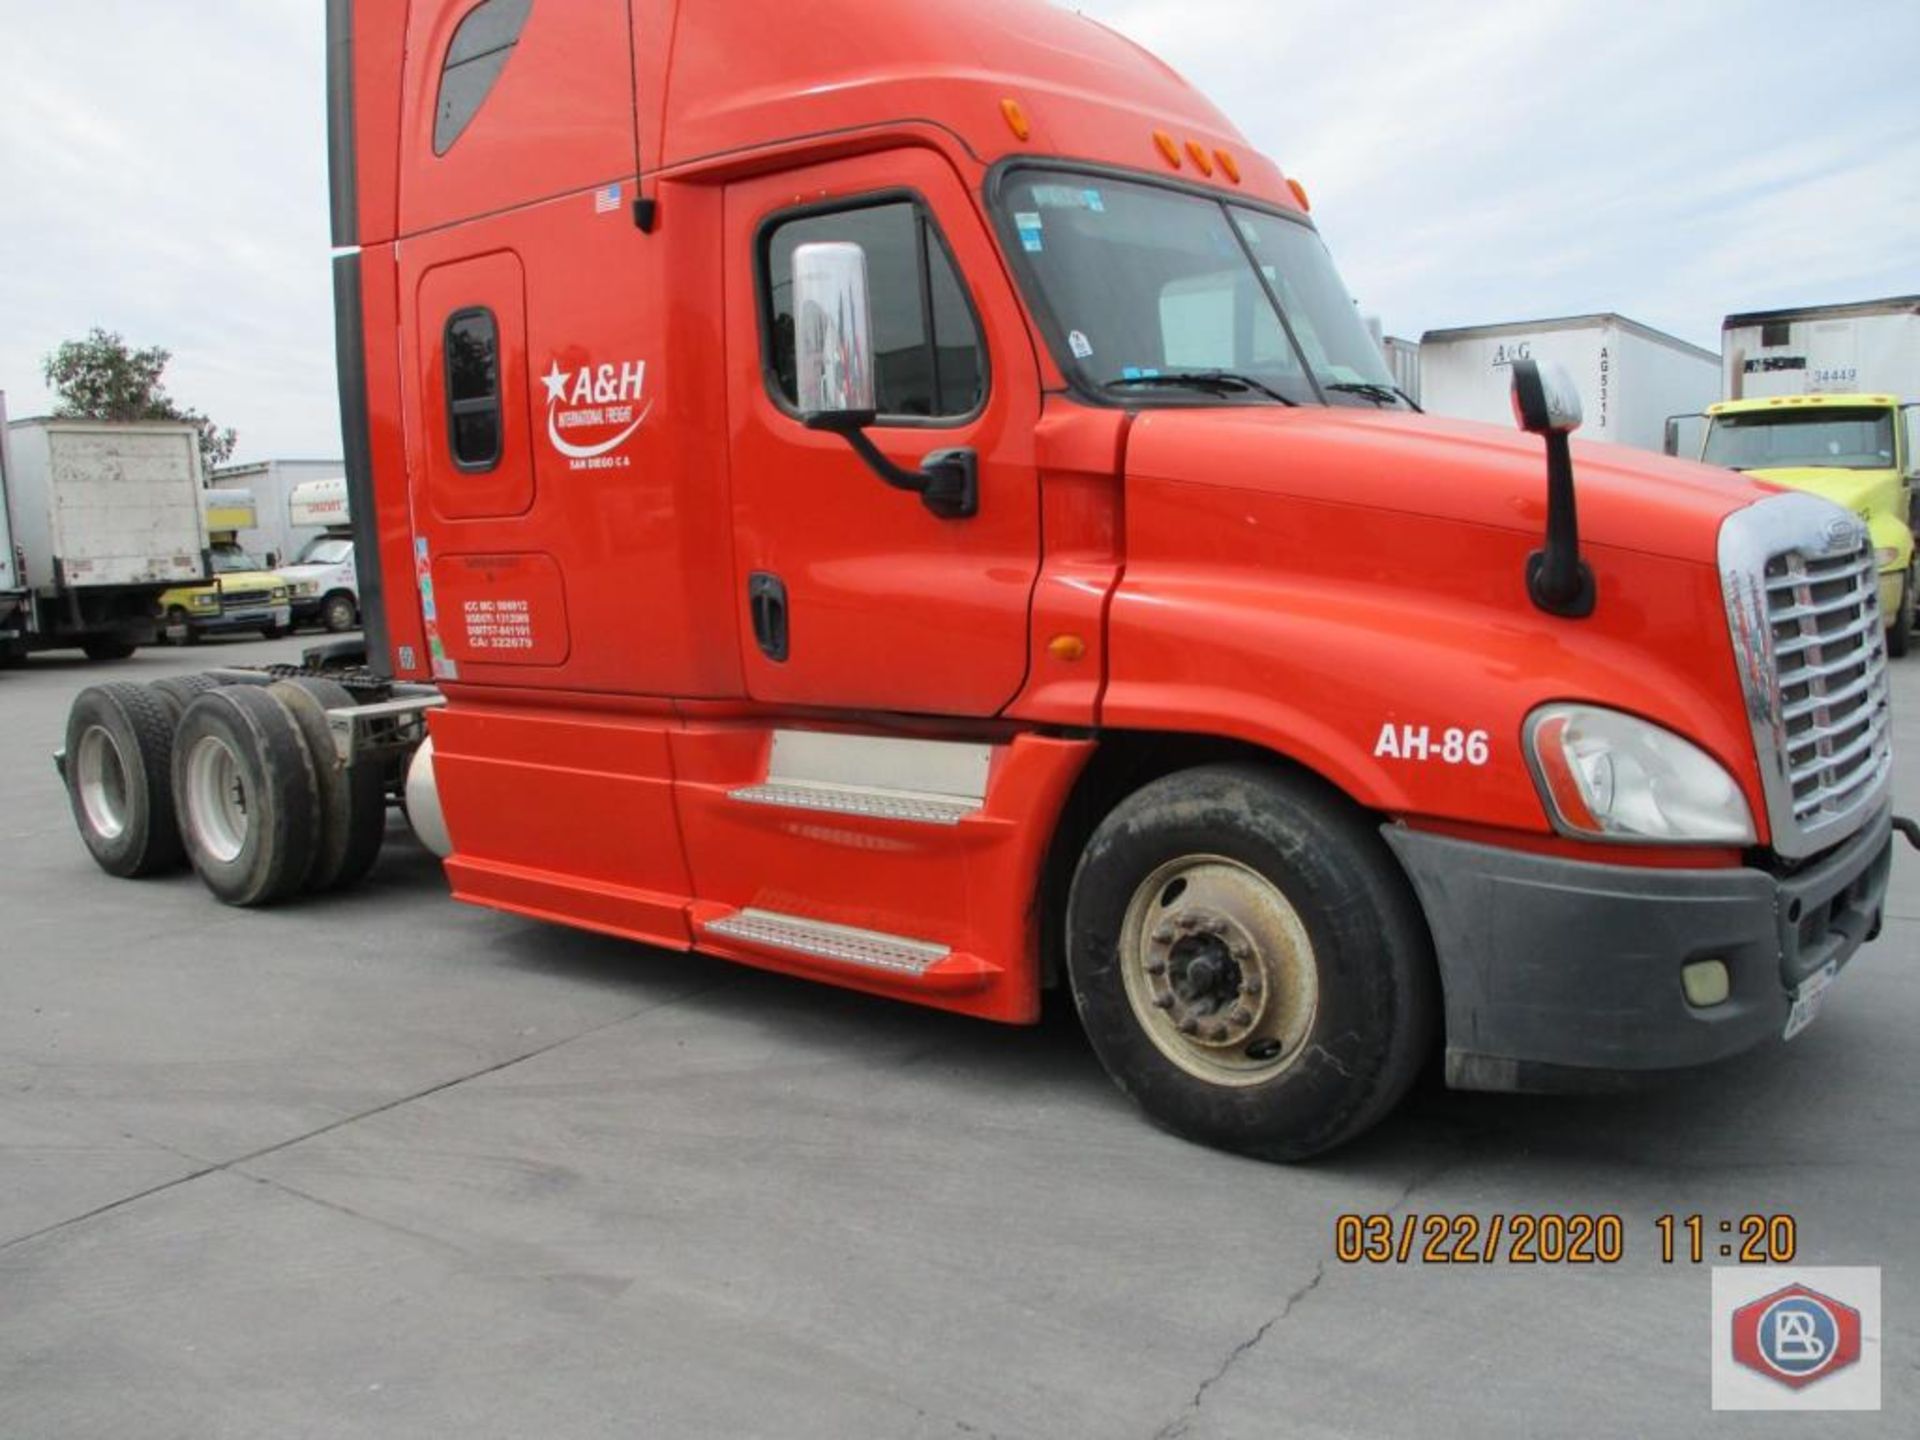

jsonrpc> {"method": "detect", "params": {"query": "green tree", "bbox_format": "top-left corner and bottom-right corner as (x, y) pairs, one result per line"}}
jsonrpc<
(42, 328), (238, 475)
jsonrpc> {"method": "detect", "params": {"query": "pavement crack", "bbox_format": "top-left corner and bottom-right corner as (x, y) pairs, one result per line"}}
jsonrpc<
(1152, 1262), (1326, 1440)
(0, 978), (729, 1255)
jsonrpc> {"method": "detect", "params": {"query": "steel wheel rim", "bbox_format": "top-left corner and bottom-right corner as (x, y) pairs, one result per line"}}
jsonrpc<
(75, 725), (130, 841)
(184, 734), (249, 864)
(1118, 854), (1320, 1087)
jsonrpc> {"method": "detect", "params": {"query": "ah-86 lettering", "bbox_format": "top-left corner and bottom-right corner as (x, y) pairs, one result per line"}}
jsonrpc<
(1373, 723), (1491, 766)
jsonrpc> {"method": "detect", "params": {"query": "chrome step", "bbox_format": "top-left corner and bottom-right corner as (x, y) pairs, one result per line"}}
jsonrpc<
(728, 729), (989, 826)
(729, 780), (975, 825)
(703, 908), (951, 976)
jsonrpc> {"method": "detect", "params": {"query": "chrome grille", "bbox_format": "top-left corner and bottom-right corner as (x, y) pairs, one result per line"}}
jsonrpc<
(1721, 493), (1893, 860)
(222, 588), (272, 609)
(1765, 545), (1890, 826)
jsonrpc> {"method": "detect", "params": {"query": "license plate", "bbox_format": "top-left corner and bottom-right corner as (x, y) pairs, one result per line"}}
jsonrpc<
(1783, 961), (1839, 1040)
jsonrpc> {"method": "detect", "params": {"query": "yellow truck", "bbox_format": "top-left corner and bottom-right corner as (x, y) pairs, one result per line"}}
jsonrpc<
(1674, 298), (1919, 658)
(156, 490), (292, 644)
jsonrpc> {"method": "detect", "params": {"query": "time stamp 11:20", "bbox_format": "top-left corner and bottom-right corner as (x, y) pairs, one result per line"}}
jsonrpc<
(1333, 1213), (1799, 1265)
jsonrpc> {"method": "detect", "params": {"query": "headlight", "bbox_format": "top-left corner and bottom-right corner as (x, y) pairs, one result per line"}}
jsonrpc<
(299, 581), (320, 597)
(192, 592), (219, 610)
(271, 587), (289, 602)
(1525, 704), (1755, 845)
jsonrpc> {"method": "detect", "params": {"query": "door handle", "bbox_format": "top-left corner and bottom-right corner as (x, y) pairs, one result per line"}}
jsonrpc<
(749, 572), (789, 663)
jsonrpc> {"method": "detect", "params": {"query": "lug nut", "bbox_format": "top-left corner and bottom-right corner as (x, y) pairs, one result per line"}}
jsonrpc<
(1206, 1023), (1229, 1042)
(1241, 975), (1263, 997)
(1152, 925), (1175, 944)
(1177, 915), (1199, 933)
(1145, 960), (1167, 976)
(1231, 943), (1252, 961)
(1178, 1018), (1200, 1036)
(1205, 918), (1228, 936)
(1230, 1007), (1253, 1027)
(1152, 995), (1175, 1010)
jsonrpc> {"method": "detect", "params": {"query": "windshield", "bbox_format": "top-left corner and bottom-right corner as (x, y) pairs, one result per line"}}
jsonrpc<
(997, 169), (1401, 407)
(1703, 408), (1895, 471)
(209, 545), (267, 575)
(295, 537), (354, 566)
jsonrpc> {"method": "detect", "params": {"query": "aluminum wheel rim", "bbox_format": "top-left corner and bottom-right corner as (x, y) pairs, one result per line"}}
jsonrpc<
(1119, 854), (1320, 1087)
(184, 734), (249, 864)
(75, 725), (130, 841)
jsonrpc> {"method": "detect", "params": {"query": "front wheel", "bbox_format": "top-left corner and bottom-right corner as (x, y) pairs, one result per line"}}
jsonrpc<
(1066, 764), (1437, 1161)
(321, 593), (358, 633)
(1889, 563), (1914, 659)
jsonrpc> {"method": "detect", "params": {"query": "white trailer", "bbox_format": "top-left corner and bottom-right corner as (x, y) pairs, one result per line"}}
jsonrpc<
(209, 458), (346, 567)
(0, 392), (26, 643)
(1723, 295), (1920, 400)
(4, 418), (208, 659)
(1418, 314), (1719, 452)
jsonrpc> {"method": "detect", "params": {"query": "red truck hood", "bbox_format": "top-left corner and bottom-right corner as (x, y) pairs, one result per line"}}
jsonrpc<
(1124, 406), (1771, 562)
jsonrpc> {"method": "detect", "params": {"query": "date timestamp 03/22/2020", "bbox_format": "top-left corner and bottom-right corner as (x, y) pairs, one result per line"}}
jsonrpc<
(1333, 1213), (1799, 1266)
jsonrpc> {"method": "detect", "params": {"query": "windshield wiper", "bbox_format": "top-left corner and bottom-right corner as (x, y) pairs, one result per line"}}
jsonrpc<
(1323, 381), (1419, 410)
(1103, 371), (1299, 406)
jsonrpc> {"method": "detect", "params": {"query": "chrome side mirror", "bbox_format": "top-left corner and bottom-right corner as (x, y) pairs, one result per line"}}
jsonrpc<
(1510, 359), (1583, 436)
(793, 242), (877, 423)
(788, 240), (977, 521)
(1511, 358), (1594, 619)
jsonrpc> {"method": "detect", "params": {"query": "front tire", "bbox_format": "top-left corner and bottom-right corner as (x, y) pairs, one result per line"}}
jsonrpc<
(1066, 764), (1436, 1161)
(81, 637), (137, 661)
(163, 607), (197, 647)
(321, 593), (358, 633)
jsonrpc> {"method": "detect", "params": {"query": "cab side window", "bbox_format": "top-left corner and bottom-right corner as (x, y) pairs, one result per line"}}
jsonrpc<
(434, 0), (533, 155)
(445, 307), (502, 471)
(764, 200), (984, 421)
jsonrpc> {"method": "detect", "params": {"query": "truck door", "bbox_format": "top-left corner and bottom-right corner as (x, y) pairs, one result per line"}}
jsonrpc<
(724, 151), (1041, 717)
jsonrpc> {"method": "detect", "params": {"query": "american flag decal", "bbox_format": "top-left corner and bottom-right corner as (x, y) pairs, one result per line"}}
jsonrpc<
(594, 183), (622, 214)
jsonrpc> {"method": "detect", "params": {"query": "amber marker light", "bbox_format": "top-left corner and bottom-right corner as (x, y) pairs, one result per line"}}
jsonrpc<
(1001, 98), (1031, 142)
(1214, 149), (1242, 184)
(1286, 177), (1311, 211)
(1153, 129), (1183, 168)
(1047, 634), (1088, 663)
(1185, 140), (1214, 176)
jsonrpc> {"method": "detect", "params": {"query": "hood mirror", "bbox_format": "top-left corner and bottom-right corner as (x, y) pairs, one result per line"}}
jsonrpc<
(791, 241), (977, 521)
(1511, 359), (1595, 619)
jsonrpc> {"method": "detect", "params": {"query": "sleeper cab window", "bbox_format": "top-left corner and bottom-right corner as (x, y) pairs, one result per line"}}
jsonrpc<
(764, 200), (985, 422)
(445, 307), (502, 471)
(434, 0), (533, 155)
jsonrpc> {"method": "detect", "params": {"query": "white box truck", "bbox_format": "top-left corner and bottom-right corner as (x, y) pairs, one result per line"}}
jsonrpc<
(1681, 296), (1919, 655)
(278, 476), (360, 633)
(3, 418), (209, 660)
(1419, 314), (1720, 452)
(209, 458), (346, 567)
(0, 393), (27, 647)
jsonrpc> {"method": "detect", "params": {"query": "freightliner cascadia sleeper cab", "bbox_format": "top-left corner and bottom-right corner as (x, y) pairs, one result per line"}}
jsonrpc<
(60, 0), (1910, 1159)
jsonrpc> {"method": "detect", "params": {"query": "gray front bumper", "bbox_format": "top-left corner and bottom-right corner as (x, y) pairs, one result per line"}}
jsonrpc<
(1384, 807), (1893, 1092)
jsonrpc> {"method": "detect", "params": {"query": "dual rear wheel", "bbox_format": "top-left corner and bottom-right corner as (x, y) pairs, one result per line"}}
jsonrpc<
(62, 674), (387, 905)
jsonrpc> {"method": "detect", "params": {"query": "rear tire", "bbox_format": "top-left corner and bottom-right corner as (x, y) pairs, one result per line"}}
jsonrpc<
(269, 678), (386, 891)
(1889, 563), (1914, 659)
(321, 593), (358, 633)
(63, 682), (187, 877)
(1065, 764), (1437, 1161)
(172, 687), (320, 906)
(82, 638), (137, 661)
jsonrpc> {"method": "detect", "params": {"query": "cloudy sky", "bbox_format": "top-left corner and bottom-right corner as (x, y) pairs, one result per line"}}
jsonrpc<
(1, 0), (1915, 462)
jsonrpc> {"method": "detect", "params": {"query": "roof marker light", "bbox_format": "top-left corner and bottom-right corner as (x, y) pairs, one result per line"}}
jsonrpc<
(1153, 130), (1183, 168)
(1214, 149), (1242, 184)
(1286, 177), (1311, 211)
(1001, 99), (1031, 143)
(1185, 140), (1214, 176)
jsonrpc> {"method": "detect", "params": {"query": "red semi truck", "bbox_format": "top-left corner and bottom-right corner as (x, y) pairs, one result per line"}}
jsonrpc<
(59, 0), (1911, 1159)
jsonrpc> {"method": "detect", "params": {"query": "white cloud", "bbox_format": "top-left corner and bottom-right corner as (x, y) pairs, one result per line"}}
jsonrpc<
(1, 1), (1914, 459)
